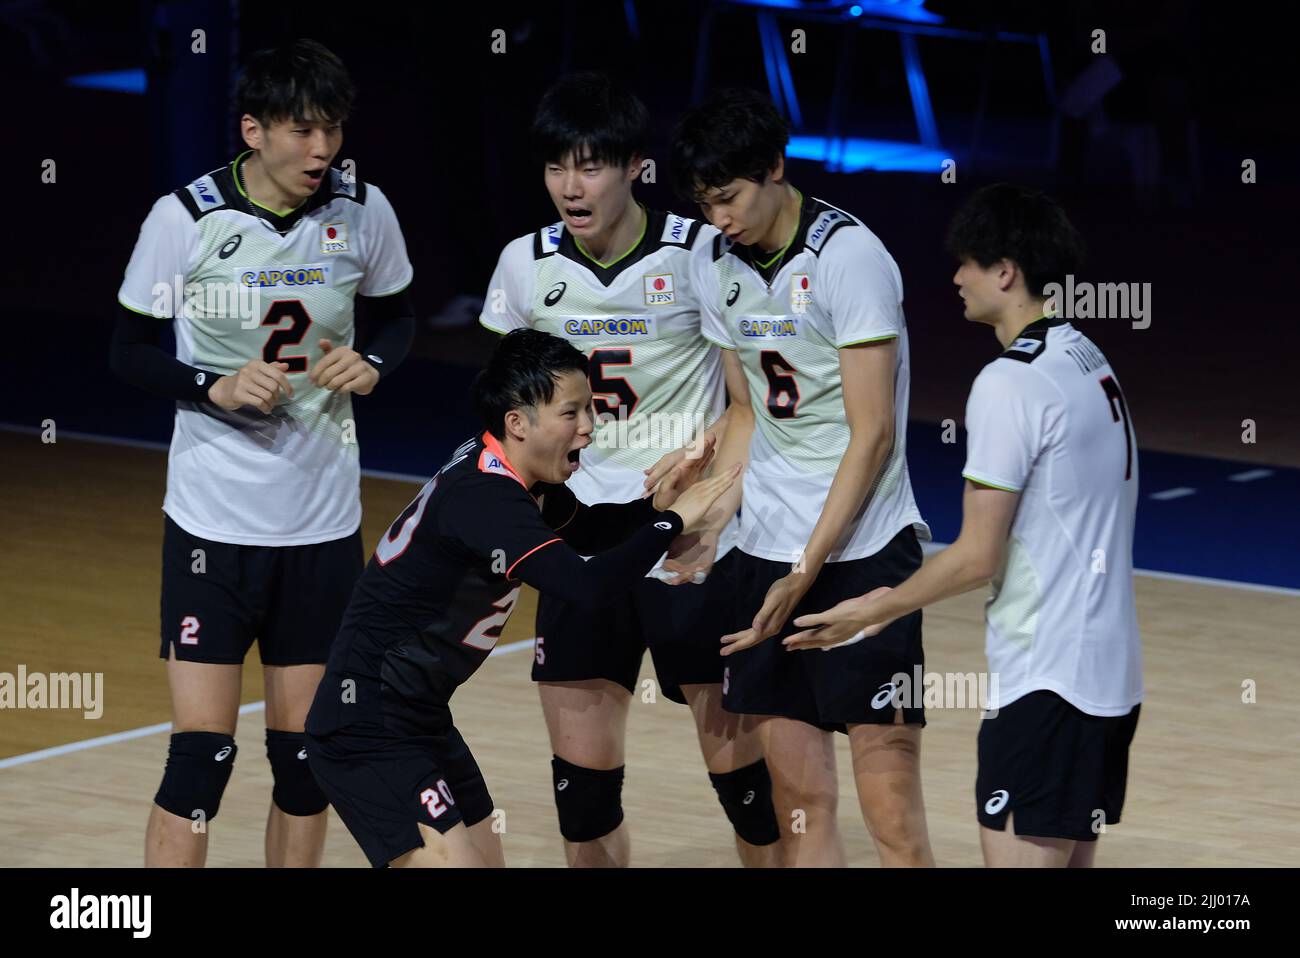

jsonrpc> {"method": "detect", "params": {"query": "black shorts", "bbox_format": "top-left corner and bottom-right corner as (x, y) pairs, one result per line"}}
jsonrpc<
(530, 551), (735, 704)
(721, 526), (925, 732)
(976, 690), (1141, 842)
(306, 722), (495, 868)
(159, 515), (363, 666)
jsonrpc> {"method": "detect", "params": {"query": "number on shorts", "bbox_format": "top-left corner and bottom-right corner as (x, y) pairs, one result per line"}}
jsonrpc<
(419, 779), (456, 820)
(376, 478), (439, 566)
(534, 635), (545, 665)
(462, 586), (522, 652)
(179, 615), (201, 646)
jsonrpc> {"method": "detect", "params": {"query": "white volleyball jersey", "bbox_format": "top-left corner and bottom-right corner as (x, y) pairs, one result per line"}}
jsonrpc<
(963, 317), (1143, 716)
(479, 209), (736, 568)
(118, 154), (413, 545)
(696, 194), (928, 563)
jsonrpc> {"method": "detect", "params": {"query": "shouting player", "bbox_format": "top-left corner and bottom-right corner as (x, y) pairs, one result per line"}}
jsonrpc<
(676, 89), (935, 867)
(479, 73), (779, 866)
(304, 329), (740, 867)
(784, 185), (1143, 867)
(112, 39), (415, 867)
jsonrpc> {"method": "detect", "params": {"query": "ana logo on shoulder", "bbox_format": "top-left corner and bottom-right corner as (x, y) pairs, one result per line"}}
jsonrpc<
(1008, 337), (1043, 355)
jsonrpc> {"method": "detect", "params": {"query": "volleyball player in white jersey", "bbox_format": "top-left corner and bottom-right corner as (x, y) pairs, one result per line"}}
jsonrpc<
(675, 89), (935, 867)
(480, 74), (779, 866)
(784, 184), (1143, 867)
(112, 40), (415, 866)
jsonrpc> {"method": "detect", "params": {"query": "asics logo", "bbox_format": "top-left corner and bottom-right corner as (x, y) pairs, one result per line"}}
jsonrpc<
(726, 281), (741, 306)
(654, 521), (673, 531)
(544, 282), (566, 307)
(218, 234), (242, 259)
(871, 681), (900, 709)
(556, 779), (569, 791)
(743, 790), (755, 805)
(213, 747), (232, 761)
(297, 748), (308, 760)
(984, 789), (1009, 815)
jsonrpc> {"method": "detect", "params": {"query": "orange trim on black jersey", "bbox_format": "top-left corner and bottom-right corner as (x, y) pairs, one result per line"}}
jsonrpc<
(478, 431), (527, 489)
(552, 498), (580, 532)
(506, 538), (562, 580)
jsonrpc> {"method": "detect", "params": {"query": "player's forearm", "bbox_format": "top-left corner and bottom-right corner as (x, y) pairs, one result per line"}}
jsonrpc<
(554, 496), (661, 554)
(700, 405), (731, 447)
(110, 306), (218, 403)
(799, 424), (893, 574)
(703, 401), (752, 531)
(868, 538), (995, 627)
(516, 510), (684, 610)
(355, 290), (416, 380)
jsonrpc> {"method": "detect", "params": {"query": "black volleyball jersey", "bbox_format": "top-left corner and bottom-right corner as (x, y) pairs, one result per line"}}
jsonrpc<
(307, 431), (684, 736)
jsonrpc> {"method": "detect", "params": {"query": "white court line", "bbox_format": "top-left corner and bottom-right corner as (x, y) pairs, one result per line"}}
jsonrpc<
(925, 539), (1300, 595)
(0, 642), (539, 770)
(1150, 487), (1197, 500)
(1229, 468), (1274, 482)
(0, 701), (266, 770)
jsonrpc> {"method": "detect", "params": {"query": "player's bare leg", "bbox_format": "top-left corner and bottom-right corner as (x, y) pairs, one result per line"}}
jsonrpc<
(538, 679), (631, 867)
(1067, 839), (1098, 868)
(980, 814), (1074, 867)
(389, 821), (499, 868)
(145, 653), (241, 867)
(264, 663), (328, 867)
(467, 814), (507, 867)
(758, 716), (846, 867)
(681, 683), (781, 867)
(846, 720), (935, 867)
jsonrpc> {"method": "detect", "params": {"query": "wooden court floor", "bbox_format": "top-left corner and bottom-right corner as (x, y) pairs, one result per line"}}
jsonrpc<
(2, 431), (1297, 866)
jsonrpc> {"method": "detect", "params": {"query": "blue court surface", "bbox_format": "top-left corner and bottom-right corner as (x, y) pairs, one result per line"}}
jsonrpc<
(11, 356), (1298, 593)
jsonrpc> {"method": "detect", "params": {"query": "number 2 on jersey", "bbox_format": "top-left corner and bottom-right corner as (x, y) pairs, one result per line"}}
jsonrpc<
(588, 348), (639, 419)
(260, 300), (313, 372)
(1099, 375), (1134, 480)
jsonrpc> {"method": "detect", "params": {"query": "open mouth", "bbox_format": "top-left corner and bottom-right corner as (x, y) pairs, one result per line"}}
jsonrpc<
(565, 206), (592, 228)
(304, 168), (326, 187)
(566, 448), (581, 471)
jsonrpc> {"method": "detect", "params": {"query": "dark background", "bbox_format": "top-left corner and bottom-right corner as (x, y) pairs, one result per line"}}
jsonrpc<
(2, 0), (1296, 583)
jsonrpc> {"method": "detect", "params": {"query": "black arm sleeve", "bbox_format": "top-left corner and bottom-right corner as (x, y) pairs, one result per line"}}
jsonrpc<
(511, 509), (683, 611)
(109, 306), (217, 402)
(540, 485), (663, 554)
(355, 290), (416, 380)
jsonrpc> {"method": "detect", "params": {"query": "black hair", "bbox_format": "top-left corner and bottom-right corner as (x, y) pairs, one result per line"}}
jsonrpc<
(531, 72), (648, 168)
(235, 38), (355, 126)
(472, 330), (589, 439)
(670, 87), (790, 199)
(945, 184), (1086, 298)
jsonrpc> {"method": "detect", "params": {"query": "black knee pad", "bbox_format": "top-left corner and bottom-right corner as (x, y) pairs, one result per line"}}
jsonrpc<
(709, 758), (780, 846)
(266, 729), (329, 816)
(551, 756), (625, 843)
(154, 731), (237, 824)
